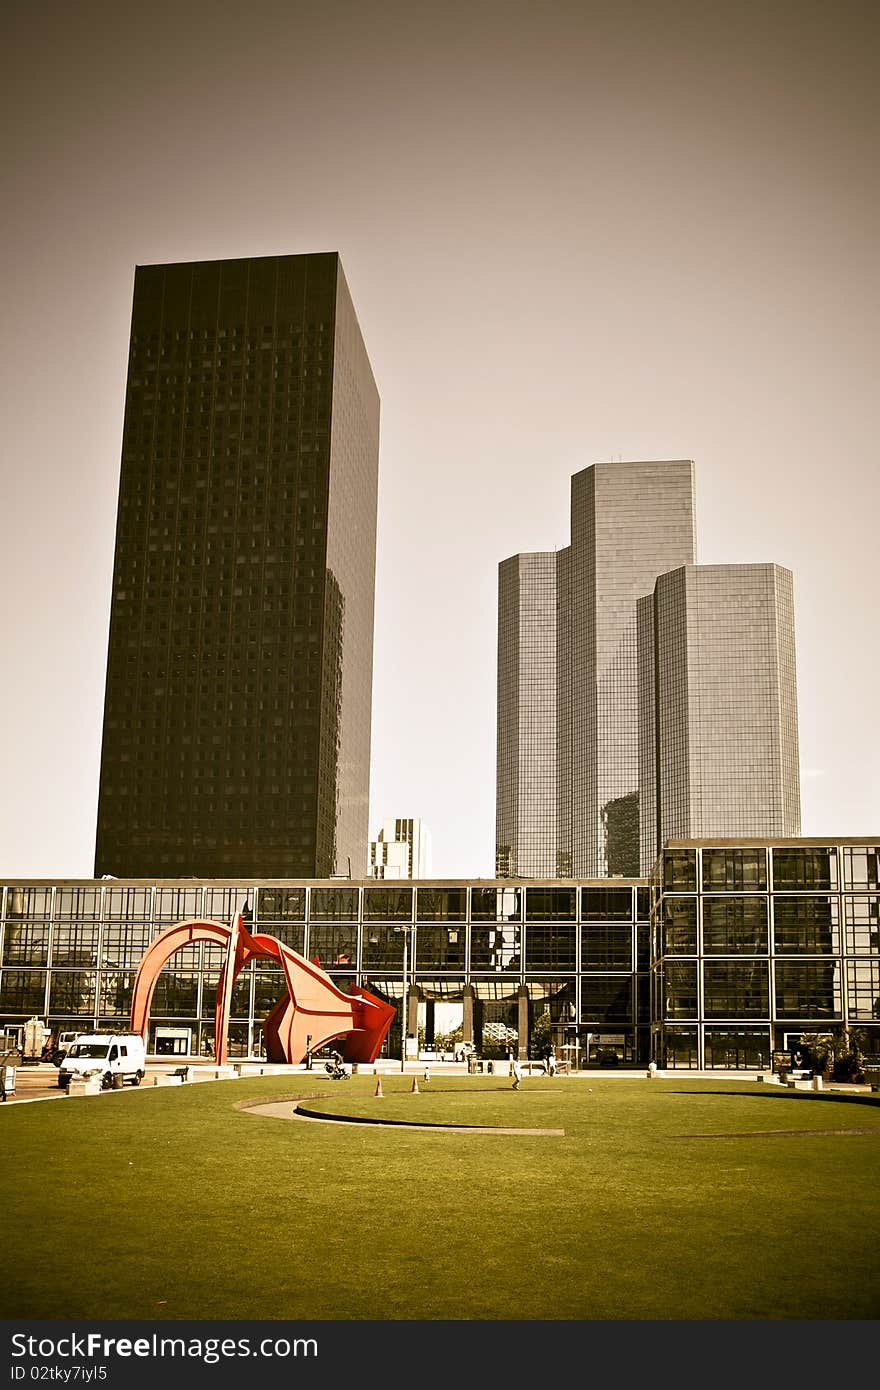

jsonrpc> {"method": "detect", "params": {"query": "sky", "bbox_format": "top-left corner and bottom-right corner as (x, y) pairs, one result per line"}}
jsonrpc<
(1, 0), (878, 879)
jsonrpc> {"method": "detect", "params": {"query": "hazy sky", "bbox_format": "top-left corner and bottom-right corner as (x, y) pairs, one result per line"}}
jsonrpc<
(2, 0), (878, 879)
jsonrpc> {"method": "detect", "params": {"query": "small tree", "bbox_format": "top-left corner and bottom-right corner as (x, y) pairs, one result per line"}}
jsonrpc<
(797, 1029), (867, 1081)
(798, 1031), (836, 1076)
(832, 1028), (868, 1082)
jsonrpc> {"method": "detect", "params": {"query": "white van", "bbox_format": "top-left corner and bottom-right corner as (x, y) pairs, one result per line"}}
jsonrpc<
(57, 1033), (147, 1090)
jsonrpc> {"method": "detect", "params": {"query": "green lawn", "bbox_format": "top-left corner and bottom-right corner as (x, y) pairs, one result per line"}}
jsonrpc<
(3, 1075), (879, 1320)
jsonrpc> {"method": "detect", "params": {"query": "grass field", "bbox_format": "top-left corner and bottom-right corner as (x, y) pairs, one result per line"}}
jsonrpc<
(2, 1074), (879, 1321)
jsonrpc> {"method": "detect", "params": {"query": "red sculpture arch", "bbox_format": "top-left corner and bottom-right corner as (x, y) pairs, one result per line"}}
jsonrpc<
(129, 914), (394, 1065)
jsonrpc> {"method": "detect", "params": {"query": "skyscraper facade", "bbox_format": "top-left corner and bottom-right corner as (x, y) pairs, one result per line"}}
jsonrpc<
(497, 461), (696, 879)
(637, 564), (801, 871)
(496, 551), (569, 878)
(570, 462), (697, 876)
(95, 253), (379, 879)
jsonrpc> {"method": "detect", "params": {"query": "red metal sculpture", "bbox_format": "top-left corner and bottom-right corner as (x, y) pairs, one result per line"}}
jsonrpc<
(129, 914), (394, 1065)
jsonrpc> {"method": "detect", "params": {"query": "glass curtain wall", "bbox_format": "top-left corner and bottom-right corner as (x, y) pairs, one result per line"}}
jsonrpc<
(651, 844), (880, 1068)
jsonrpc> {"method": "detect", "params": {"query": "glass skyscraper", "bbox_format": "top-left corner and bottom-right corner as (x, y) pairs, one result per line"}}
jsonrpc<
(94, 253), (379, 879)
(497, 461), (696, 878)
(496, 551), (569, 878)
(637, 564), (801, 872)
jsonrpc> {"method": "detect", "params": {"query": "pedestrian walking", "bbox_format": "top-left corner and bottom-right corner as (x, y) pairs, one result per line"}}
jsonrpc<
(511, 1057), (523, 1090)
(424, 1065), (430, 1084)
(548, 1047), (557, 1077)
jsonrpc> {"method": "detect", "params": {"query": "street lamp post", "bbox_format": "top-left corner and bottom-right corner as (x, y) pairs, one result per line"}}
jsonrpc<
(394, 924), (415, 1073)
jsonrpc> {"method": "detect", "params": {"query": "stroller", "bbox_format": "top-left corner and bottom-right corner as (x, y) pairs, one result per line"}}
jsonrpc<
(324, 1052), (349, 1081)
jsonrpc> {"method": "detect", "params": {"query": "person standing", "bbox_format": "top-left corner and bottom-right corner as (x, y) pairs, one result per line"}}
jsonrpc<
(548, 1047), (557, 1077)
(511, 1057), (523, 1090)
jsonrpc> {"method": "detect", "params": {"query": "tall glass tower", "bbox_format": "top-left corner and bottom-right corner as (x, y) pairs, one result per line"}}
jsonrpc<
(570, 461), (697, 876)
(497, 460), (696, 878)
(637, 563), (801, 871)
(496, 550), (570, 878)
(95, 253), (379, 879)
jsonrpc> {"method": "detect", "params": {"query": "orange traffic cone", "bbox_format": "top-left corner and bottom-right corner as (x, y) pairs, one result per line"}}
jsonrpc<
(411, 1076), (419, 1094)
(373, 1077), (384, 1098)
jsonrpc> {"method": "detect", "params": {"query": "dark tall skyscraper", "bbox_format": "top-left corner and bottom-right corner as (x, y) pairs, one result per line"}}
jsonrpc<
(95, 253), (379, 879)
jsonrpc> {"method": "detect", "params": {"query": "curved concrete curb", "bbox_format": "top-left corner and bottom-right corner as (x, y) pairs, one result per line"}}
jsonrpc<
(240, 1096), (564, 1136)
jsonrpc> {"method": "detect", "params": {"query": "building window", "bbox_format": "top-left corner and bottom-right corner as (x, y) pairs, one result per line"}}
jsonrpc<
(581, 887), (632, 921)
(416, 888), (467, 921)
(309, 888), (358, 921)
(581, 923), (633, 971)
(54, 889), (102, 920)
(362, 925), (409, 972)
(842, 847), (880, 891)
(48, 971), (98, 1015)
(663, 851), (697, 891)
(843, 896), (880, 954)
(658, 963), (698, 1019)
(414, 926), (465, 971)
(580, 975), (632, 1025)
(256, 888), (306, 922)
(660, 897), (697, 955)
(703, 897), (768, 954)
(846, 961), (880, 1021)
(772, 848), (838, 891)
(702, 849), (767, 892)
(0, 969), (47, 1013)
(773, 897), (840, 954)
(526, 923), (577, 972)
(704, 1027), (770, 1069)
(658, 1025), (698, 1068)
(471, 888), (521, 922)
(1, 922), (51, 966)
(470, 923), (520, 973)
(51, 924), (101, 967)
(363, 887), (413, 922)
(4, 888), (52, 920)
(774, 962), (842, 1019)
(703, 963), (769, 1019)
(526, 888), (576, 921)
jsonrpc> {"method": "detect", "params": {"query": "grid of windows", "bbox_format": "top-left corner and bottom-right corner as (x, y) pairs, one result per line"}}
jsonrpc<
(0, 878), (648, 1062)
(650, 842), (878, 1064)
(495, 553), (563, 877)
(642, 566), (801, 867)
(94, 253), (379, 881)
(572, 462), (697, 878)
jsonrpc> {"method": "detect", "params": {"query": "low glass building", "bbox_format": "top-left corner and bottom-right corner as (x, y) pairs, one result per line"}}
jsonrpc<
(1, 839), (876, 1068)
(653, 839), (880, 1068)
